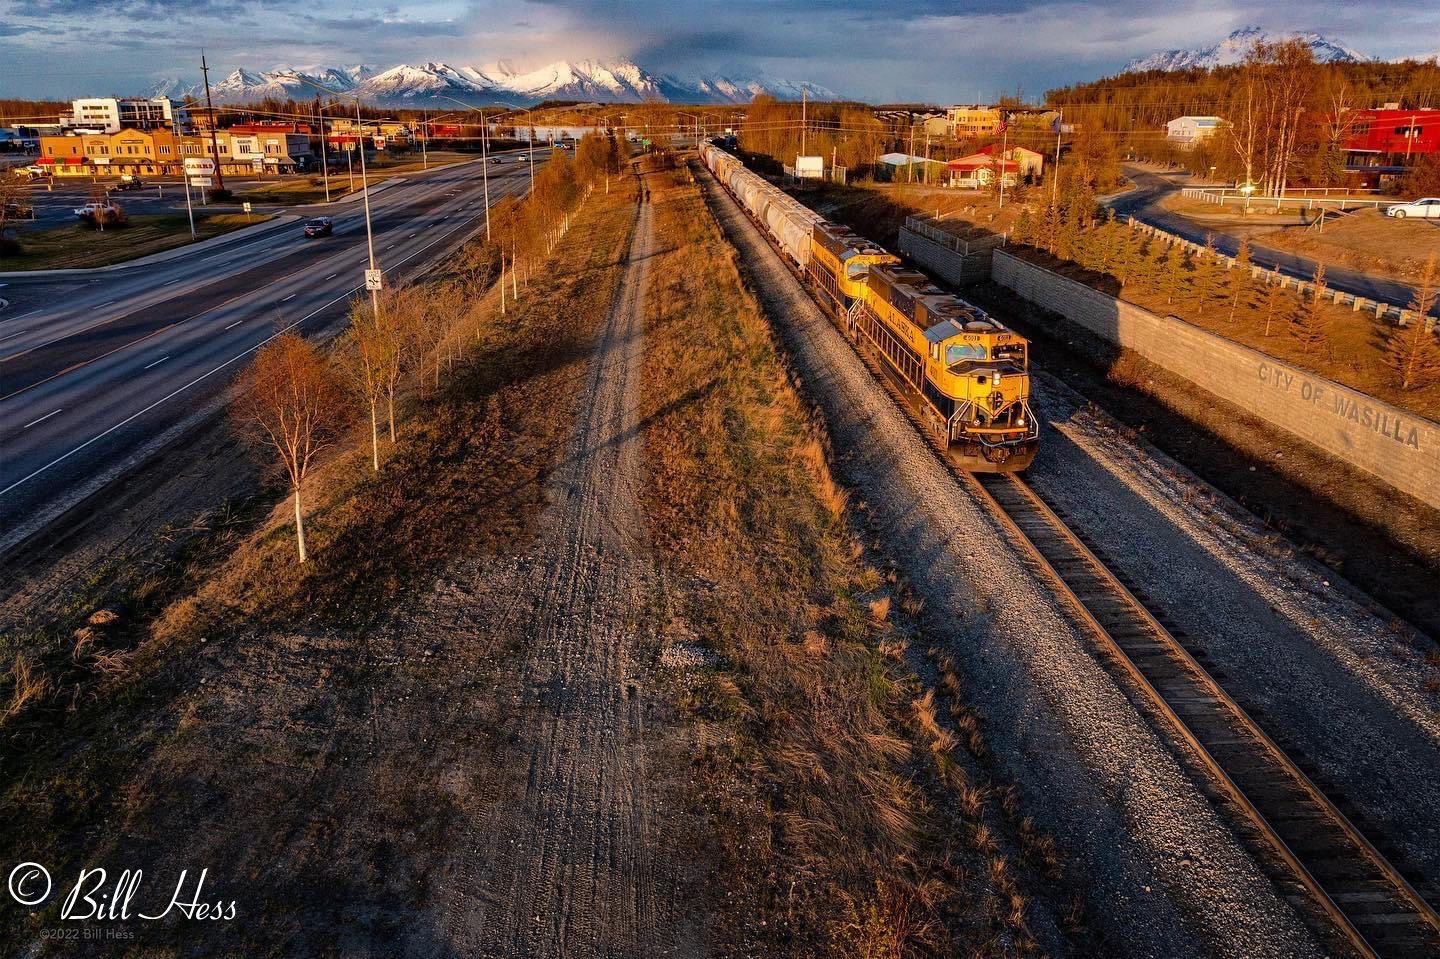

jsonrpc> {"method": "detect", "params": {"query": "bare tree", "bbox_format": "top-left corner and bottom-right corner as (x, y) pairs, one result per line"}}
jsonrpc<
(233, 333), (347, 562)
(1386, 253), (1440, 390)
(343, 299), (397, 471)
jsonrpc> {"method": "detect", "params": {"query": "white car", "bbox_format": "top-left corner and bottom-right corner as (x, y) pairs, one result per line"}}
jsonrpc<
(1386, 197), (1440, 219)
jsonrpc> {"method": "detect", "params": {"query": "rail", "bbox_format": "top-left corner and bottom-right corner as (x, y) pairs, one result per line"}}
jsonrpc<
(694, 155), (1440, 958)
(964, 471), (1440, 958)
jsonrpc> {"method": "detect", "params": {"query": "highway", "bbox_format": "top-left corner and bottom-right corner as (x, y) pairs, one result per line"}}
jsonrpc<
(0, 153), (541, 551)
(1107, 164), (1426, 310)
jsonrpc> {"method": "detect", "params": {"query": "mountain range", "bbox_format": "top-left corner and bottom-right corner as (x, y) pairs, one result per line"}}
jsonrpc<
(147, 59), (837, 106)
(1124, 26), (1369, 73)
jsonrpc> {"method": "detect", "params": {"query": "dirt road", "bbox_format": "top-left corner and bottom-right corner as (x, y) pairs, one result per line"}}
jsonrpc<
(435, 181), (703, 957)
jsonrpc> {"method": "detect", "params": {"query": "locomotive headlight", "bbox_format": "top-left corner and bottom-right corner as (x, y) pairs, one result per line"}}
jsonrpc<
(992, 371), (1001, 386)
(1018, 416), (1026, 427)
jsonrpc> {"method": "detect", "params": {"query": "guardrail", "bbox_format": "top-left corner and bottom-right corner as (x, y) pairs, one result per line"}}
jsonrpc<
(1179, 187), (1393, 211)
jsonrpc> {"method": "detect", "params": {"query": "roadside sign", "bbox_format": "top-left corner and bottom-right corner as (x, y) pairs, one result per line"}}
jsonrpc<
(374, 136), (387, 150)
(251, 159), (264, 173)
(189, 176), (212, 187)
(364, 269), (383, 292)
(183, 157), (215, 175)
(242, 202), (252, 214)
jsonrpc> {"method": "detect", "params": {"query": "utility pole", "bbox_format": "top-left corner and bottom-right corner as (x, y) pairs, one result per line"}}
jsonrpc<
(1406, 113), (1418, 163)
(801, 85), (807, 157)
(316, 97), (331, 203)
(420, 108), (428, 169)
(907, 122), (915, 183)
(200, 50), (225, 194)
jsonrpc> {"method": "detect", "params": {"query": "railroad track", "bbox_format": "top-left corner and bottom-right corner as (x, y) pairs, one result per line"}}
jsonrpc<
(690, 159), (1440, 958)
(967, 470), (1440, 958)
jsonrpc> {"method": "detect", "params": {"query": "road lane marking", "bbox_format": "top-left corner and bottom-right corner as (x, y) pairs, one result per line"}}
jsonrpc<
(162, 278), (181, 286)
(408, 233), (417, 238)
(224, 320), (243, 330)
(325, 273), (337, 280)
(281, 293), (296, 302)
(98, 299), (117, 307)
(0, 189), (502, 497)
(22, 409), (61, 429)
(7, 311), (39, 322)
(0, 330), (29, 344)
(143, 355), (170, 370)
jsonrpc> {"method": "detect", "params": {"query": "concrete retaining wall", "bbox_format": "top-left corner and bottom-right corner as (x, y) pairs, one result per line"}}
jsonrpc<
(992, 249), (1440, 508)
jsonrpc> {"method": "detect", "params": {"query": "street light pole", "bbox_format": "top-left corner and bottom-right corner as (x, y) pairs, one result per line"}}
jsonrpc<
(420, 108), (428, 170)
(355, 96), (379, 315)
(431, 95), (494, 241)
(316, 99), (331, 203)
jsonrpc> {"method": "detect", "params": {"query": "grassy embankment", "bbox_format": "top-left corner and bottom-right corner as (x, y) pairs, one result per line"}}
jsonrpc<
(1256, 208), (1440, 285)
(804, 180), (1440, 421)
(638, 165), (1092, 956)
(0, 173), (637, 951)
(0, 213), (272, 270)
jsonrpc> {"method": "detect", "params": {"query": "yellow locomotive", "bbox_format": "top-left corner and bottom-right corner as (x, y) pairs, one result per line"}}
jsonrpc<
(807, 222), (1039, 471)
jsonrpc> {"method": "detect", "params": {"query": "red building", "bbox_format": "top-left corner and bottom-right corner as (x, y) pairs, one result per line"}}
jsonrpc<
(1344, 108), (1440, 186)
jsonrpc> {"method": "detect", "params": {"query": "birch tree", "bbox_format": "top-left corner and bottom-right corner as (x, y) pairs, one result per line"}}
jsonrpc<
(233, 333), (347, 563)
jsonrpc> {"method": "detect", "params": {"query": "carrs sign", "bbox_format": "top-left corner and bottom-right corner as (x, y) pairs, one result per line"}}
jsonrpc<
(183, 157), (216, 176)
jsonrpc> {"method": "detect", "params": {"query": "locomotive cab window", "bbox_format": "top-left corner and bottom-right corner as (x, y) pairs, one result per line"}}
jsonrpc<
(945, 342), (987, 366)
(846, 260), (870, 280)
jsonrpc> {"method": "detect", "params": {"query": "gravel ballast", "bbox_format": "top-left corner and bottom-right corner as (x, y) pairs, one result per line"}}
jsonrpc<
(1024, 370), (1440, 884)
(698, 166), (1327, 958)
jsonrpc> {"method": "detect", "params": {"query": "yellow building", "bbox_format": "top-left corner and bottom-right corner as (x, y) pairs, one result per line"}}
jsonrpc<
(946, 106), (1002, 137)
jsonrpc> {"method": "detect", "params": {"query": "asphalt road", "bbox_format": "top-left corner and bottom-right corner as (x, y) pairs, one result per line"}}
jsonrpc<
(0, 153), (541, 552)
(1107, 165), (1425, 310)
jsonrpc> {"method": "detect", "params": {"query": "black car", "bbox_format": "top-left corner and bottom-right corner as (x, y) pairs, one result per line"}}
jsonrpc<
(303, 217), (333, 238)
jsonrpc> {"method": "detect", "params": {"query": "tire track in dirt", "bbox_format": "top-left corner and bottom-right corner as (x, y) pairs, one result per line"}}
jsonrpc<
(440, 178), (702, 957)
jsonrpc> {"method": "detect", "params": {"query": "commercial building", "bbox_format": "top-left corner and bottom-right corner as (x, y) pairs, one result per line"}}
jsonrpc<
(1343, 108), (1440, 187)
(60, 97), (188, 134)
(1165, 116), (1224, 149)
(947, 106), (1003, 138)
(36, 125), (312, 177)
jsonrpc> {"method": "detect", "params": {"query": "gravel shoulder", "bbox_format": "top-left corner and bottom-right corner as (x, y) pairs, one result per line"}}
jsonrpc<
(1024, 370), (1440, 887)
(698, 164), (1326, 957)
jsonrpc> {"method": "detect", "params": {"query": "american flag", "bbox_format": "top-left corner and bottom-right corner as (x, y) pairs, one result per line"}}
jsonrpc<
(996, 111), (1009, 136)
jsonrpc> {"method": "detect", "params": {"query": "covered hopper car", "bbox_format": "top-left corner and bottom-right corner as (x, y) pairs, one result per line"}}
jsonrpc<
(700, 141), (1038, 471)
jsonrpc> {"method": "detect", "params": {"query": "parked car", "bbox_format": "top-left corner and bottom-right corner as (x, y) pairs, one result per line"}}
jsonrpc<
(1386, 197), (1440, 219)
(73, 201), (121, 220)
(3, 201), (35, 220)
(303, 217), (333, 237)
(13, 165), (48, 180)
(108, 175), (144, 192)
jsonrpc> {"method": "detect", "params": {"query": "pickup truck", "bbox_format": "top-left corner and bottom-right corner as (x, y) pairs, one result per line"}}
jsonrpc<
(13, 165), (48, 180)
(74, 201), (121, 220)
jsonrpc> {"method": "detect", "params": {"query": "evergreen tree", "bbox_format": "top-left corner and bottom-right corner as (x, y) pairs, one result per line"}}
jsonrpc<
(1011, 207), (1035, 246)
(1039, 204), (1059, 256)
(1139, 237), (1167, 295)
(1385, 253), (1440, 390)
(1229, 237), (1254, 323)
(1192, 236), (1225, 316)
(1259, 276), (1284, 337)
(1114, 231), (1142, 288)
(1163, 244), (1190, 306)
(1289, 264), (1331, 357)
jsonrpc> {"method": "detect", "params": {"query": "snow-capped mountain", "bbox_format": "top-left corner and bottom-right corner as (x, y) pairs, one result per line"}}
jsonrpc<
(1124, 26), (1368, 72)
(148, 66), (372, 102)
(149, 58), (836, 105)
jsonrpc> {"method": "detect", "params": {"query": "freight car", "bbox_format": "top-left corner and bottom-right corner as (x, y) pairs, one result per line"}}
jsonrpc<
(700, 142), (1039, 471)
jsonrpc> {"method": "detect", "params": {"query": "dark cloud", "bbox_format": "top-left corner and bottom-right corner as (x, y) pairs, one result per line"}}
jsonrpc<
(3, 0), (1439, 101)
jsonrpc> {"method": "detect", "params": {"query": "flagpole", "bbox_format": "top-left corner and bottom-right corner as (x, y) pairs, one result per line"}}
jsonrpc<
(998, 116), (1008, 210)
(1052, 110), (1062, 207)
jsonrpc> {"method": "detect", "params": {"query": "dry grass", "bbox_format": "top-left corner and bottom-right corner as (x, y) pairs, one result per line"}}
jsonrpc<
(1256, 208), (1440, 284)
(639, 167), (979, 953)
(0, 212), (271, 270)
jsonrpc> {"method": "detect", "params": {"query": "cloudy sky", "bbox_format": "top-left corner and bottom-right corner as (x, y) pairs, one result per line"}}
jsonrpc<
(1, 0), (1437, 101)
